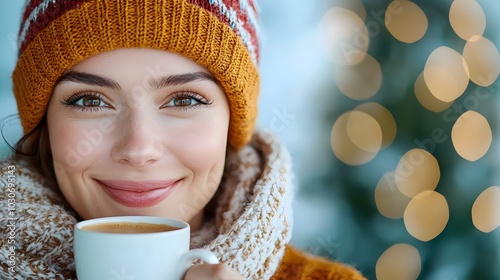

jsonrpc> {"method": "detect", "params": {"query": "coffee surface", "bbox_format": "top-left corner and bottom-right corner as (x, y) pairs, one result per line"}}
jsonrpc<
(82, 222), (178, 233)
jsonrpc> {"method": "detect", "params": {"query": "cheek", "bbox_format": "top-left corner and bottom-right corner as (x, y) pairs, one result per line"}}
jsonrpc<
(169, 119), (228, 216)
(48, 119), (108, 171)
(170, 102), (230, 172)
(175, 119), (229, 173)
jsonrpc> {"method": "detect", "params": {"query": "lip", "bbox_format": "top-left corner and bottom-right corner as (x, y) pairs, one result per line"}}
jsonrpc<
(97, 179), (180, 207)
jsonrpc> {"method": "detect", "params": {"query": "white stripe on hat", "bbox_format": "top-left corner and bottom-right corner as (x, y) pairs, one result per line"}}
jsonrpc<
(18, 0), (57, 50)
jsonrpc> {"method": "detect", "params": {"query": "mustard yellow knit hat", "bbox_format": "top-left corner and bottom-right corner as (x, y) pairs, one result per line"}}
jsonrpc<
(13, 0), (260, 150)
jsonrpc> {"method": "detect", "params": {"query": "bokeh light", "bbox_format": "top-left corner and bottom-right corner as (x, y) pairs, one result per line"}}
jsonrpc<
(385, 0), (428, 43)
(395, 149), (440, 198)
(318, 7), (369, 65)
(346, 111), (383, 153)
(463, 36), (500, 87)
(376, 243), (421, 280)
(375, 172), (412, 219)
(331, 111), (382, 165)
(472, 186), (500, 233)
(414, 72), (453, 112)
(329, 0), (367, 21)
(449, 0), (486, 42)
(334, 54), (382, 100)
(354, 103), (397, 149)
(404, 190), (449, 242)
(423, 46), (470, 102)
(451, 110), (492, 161)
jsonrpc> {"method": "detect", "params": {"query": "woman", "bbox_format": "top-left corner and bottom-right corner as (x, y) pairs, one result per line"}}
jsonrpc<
(0, 0), (366, 279)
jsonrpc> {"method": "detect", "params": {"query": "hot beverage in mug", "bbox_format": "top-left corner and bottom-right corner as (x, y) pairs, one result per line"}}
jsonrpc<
(81, 222), (178, 233)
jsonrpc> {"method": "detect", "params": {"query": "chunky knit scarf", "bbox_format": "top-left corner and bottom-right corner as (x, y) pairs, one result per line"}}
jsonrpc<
(0, 130), (293, 279)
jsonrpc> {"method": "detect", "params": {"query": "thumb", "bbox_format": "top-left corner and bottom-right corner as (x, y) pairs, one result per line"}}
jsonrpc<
(184, 263), (245, 280)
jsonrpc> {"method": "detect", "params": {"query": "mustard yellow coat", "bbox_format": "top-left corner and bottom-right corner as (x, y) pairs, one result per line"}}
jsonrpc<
(272, 246), (366, 280)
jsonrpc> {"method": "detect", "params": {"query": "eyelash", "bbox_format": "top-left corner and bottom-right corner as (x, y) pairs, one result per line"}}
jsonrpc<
(162, 92), (213, 110)
(60, 91), (213, 112)
(61, 91), (108, 113)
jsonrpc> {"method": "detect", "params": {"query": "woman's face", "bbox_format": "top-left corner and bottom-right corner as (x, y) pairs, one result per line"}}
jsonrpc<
(47, 48), (230, 228)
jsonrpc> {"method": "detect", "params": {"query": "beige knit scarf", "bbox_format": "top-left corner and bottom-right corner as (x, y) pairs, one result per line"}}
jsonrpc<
(0, 130), (293, 280)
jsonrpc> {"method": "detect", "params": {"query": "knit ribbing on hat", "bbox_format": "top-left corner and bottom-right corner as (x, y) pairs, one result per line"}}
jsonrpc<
(187, 0), (260, 63)
(18, 0), (259, 63)
(13, 0), (260, 149)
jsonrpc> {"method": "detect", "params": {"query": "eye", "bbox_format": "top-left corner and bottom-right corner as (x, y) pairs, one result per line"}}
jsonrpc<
(170, 96), (200, 107)
(161, 92), (212, 109)
(61, 92), (111, 112)
(76, 96), (108, 107)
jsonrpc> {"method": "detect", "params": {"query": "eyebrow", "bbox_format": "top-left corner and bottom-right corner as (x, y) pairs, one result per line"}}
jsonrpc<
(54, 71), (121, 90)
(148, 72), (219, 90)
(54, 71), (219, 91)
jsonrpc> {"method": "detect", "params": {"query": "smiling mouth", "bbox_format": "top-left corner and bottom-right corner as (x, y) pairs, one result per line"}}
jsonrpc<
(97, 179), (181, 207)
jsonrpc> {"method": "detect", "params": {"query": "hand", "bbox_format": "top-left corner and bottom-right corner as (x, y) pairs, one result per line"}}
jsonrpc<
(184, 263), (245, 280)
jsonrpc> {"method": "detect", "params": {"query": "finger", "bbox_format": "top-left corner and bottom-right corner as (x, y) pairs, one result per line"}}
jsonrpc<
(184, 263), (245, 280)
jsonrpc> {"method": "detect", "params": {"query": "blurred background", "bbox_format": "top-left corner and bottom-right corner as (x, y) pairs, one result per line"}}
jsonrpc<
(1, 1), (499, 279)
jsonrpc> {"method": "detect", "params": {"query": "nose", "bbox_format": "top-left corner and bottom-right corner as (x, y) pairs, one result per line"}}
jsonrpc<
(111, 111), (165, 167)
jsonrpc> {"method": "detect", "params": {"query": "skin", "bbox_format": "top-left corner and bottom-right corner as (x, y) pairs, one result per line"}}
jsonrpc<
(46, 48), (243, 279)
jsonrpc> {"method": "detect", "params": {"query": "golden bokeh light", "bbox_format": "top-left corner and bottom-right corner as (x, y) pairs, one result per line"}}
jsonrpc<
(376, 243), (421, 280)
(414, 72), (453, 112)
(472, 186), (500, 233)
(331, 111), (382, 165)
(451, 110), (492, 161)
(395, 149), (440, 198)
(423, 46), (470, 102)
(329, 0), (367, 21)
(375, 172), (412, 219)
(463, 36), (500, 87)
(318, 7), (369, 65)
(449, 0), (486, 41)
(334, 54), (382, 100)
(354, 103), (397, 149)
(385, 0), (428, 43)
(346, 111), (383, 153)
(404, 191), (449, 242)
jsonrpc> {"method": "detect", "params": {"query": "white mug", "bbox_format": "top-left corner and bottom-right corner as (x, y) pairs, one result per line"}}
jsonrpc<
(74, 216), (219, 280)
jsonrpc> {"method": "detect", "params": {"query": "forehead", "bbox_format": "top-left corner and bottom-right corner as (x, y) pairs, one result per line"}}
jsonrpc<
(70, 48), (210, 79)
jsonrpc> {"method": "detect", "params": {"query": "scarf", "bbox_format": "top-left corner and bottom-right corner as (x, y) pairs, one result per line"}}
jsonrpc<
(0, 130), (294, 279)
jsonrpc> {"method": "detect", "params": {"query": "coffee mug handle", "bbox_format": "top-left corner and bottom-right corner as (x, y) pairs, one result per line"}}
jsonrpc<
(182, 248), (219, 265)
(177, 248), (219, 279)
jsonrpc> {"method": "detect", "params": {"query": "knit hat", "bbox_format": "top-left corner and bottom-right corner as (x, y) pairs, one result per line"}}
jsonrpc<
(12, 0), (260, 150)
